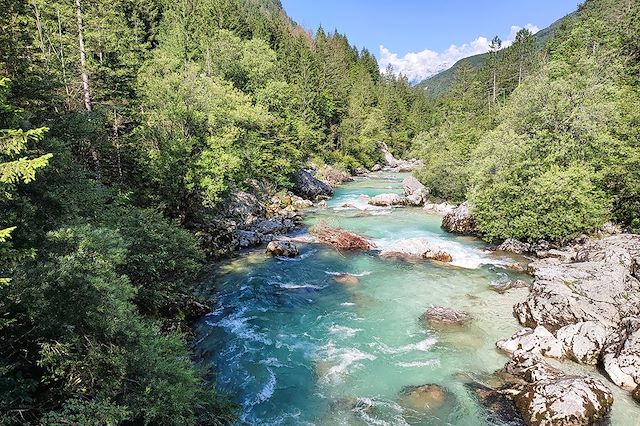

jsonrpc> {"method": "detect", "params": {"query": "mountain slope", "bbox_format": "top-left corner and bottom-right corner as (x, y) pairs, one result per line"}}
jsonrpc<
(416, 12), (576, 98)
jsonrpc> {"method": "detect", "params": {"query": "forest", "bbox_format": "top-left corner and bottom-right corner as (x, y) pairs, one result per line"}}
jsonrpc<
(0, 0), (638, 424)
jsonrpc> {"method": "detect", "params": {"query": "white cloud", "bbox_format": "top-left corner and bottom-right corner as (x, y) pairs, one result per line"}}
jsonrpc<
(379, 24), (540, 82)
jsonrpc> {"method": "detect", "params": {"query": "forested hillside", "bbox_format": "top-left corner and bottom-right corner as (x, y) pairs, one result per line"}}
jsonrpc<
(415, 11), (574, 98)
(0, 0), (427, 424)
(412, 0), (640, 242)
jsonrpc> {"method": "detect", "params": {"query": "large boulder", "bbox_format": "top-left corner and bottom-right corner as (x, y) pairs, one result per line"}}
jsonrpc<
(556, 321), (610, 365)
(514, 258), (640, 333)
(402, 176), (428, 206)
(497, 326), (565, 359)
(379, 238), (452, 262)
(420, 306), (472, 329)
(317, 165), (353, 186)
(423, 201), (456, 215)
(601, 317), (640, 391)
(503, 351), (614, 426)
(441, 202), (477, 235)
(292, 170), (333, 200)
(497, 239), (531, 254)
(310, 222), (375, 251)
(513, 375), (614, 426)
(368, 193), (405, 207)
(266, 240), (299, 258)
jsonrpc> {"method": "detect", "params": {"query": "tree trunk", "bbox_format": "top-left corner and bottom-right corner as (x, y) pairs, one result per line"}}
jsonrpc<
(492, 69), (497, 103)
(32, 2), (50, 70)
(57, 8), (72, 110)
(75, 0), (92, 112)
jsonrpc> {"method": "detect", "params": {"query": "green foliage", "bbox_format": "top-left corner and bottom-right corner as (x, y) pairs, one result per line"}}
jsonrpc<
(414, 0), (640, 242)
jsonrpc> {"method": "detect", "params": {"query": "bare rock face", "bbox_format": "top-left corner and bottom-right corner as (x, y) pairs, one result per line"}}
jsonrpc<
(379, 238), (452, 262)
(224, 191), (266, 226)
(633, 385), (640, 402)
(292, 169), (333, 200)
(601, 317), (640, 391)
(402, 176), (428, 206)
(420, 306), (472, 329)
(502, 351), (614, 426)
(441, 202), (477, 235)
(497, 326), (565, 359)
(575, 234), (640, 277)
(497, 239), (531, 254)
(368, 193), (405, 207)
(556, 321), (610, 365)
(514, 259), (640, 333)
(265, 240), (299, 258)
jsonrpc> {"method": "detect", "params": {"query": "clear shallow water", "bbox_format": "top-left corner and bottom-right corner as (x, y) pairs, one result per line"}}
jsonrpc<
(195, 172), (639, 425)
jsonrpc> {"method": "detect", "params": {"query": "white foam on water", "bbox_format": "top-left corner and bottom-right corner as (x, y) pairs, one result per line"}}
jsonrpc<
(277, 249), (317, 262)
(340, 302), (356, 306)
(395, 359), (440, 368)
(374, 235), (511, 269)
(215, 308), (272, 345)
(259, 357), (283, 367)
(278, 283), (326, 290)
(318, 341), (376, 384)
(325, 270), (371, 277)
(372, 337), (437, 354)
(255, 368), (276, 404)
(328, 325), (362, 338)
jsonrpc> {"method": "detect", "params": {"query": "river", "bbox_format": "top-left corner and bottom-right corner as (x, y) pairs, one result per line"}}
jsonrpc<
(194, 171), (638, 425)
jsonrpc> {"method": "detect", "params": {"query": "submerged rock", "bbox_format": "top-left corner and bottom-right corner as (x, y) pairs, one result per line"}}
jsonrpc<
(333, 273), (359, 285)
(420, 306), (472, 329)
(441, 202), (477, 235)
(379, 238), (452, 262)
(556, 321), (610, 365)
(464, 381), (525, 426)
(497, 326), (565, 359)
(368, 193), (405, 207)
(399, 384), (451, 411)
(489, 279), (528, 294)
(602, 317), (640, 391)
(265, 240), (299, 258)
(292, 169), (333, 200)
(402, 176), (428, 206)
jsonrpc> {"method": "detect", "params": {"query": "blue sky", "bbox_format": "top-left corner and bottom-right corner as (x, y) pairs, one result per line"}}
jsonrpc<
(280, 0), (580, 81)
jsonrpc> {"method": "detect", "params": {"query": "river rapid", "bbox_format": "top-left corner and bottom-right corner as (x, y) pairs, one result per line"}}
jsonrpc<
(194, 171), (638, 425)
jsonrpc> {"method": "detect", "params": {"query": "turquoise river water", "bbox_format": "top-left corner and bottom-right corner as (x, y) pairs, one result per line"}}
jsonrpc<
(194, 172), (638, 425)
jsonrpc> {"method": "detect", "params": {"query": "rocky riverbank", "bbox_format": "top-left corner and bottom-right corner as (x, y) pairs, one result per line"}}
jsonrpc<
(454, 231), (640, 423)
